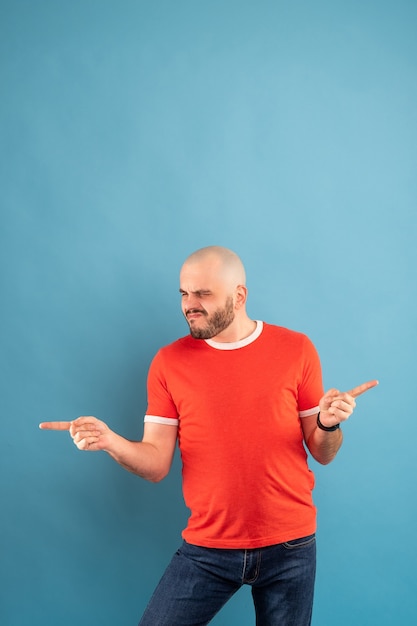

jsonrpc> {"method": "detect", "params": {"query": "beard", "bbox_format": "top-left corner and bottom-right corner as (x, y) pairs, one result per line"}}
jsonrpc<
(186, 296), (235, 339)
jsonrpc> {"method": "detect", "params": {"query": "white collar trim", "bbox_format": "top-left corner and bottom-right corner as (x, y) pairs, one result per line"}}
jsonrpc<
(204, 320), (263, 350)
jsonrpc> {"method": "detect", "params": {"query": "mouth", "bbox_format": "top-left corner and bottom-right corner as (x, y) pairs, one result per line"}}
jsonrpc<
(186, 310), (206, 320)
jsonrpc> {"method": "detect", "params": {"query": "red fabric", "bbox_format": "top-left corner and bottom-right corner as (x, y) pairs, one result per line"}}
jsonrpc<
(146, 323), (324, 548)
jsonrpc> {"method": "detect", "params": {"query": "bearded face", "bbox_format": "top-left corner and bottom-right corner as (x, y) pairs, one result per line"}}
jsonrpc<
(185, 296), (235, 339)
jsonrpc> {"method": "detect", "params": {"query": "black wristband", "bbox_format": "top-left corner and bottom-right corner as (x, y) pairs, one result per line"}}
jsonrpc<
(317, 412), (340, 432)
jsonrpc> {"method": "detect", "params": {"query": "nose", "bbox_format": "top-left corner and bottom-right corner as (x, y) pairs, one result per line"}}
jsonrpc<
(183, 294), (203, 314)
(186, 300), (200, 313)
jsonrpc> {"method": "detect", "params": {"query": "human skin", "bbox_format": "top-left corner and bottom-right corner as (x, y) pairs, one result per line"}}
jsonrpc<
(39, 247), (378, 472)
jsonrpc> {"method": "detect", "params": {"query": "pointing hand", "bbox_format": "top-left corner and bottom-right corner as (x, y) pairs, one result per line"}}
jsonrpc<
(318, 380), (378, 429)
(39, 416), (113, 451)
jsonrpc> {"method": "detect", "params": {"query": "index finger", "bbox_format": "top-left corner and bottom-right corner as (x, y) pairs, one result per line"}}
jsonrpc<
(347, 380), (379, 398)
(39, 421), (72, 431)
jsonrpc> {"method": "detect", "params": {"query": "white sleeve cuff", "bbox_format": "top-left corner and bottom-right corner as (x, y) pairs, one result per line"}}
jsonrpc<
(144, 415), (179, 426)
(299, 406), (320, 418)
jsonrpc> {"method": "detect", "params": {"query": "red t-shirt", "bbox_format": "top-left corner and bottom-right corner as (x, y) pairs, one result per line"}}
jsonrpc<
(145, 322), (323, 548)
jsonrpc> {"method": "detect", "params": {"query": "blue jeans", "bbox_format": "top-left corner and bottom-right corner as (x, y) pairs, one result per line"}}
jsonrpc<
(138, 535), (316, 625)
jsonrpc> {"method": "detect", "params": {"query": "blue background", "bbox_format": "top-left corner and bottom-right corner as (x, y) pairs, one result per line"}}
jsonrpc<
(1, 1), (416, 624)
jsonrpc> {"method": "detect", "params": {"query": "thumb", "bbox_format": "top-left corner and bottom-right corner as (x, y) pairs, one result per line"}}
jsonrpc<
(319, 389), (340, 412)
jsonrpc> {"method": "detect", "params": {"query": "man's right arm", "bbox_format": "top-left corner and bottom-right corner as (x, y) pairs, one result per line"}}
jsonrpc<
(39, 417), (178, 483)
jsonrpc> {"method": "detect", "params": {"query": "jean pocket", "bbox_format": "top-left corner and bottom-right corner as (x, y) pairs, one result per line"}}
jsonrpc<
(282, 534), (316, 550)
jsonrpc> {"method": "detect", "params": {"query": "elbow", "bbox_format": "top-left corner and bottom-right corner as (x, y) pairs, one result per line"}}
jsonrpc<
(146, 466), (171, 483)
(148, 474), (166, 484)
(311, 448), (339, 465)
(315, 456), (335, 466)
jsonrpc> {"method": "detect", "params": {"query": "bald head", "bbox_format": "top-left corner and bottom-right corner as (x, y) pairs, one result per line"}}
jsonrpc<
(181, 246), (246, 289)
(179, 246), (253, 341)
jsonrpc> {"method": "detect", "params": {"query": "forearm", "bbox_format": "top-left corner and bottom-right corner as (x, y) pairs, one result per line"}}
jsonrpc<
(104, 432), (170, 483)
(307, 426), (343, 465)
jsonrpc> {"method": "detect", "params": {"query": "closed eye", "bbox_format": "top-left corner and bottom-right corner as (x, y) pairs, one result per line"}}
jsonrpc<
(179, 290), (212, 298)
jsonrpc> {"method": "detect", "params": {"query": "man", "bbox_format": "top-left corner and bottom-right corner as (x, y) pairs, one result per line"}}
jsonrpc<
(40, 246), (377, 625)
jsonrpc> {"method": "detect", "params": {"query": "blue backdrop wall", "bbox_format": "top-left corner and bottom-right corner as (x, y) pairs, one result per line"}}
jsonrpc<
(1, 1), (416, 624)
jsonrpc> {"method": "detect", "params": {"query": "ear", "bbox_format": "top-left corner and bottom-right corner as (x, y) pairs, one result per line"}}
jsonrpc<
(234, 285), (248, 309)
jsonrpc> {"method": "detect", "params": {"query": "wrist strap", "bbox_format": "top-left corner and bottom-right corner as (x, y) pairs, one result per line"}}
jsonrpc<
(317, 412), (340, 432)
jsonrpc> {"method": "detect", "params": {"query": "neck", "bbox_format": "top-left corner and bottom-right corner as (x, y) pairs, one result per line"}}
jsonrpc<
(209, 316), (257, 343)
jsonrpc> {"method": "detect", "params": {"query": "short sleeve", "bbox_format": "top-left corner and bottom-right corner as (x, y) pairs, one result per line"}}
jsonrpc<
(297, 335), (324, 417)
(145, 349), (179, 424)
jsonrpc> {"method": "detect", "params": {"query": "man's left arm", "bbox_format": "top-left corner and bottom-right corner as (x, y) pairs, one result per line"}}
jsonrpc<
(301, 380), (378, 465)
